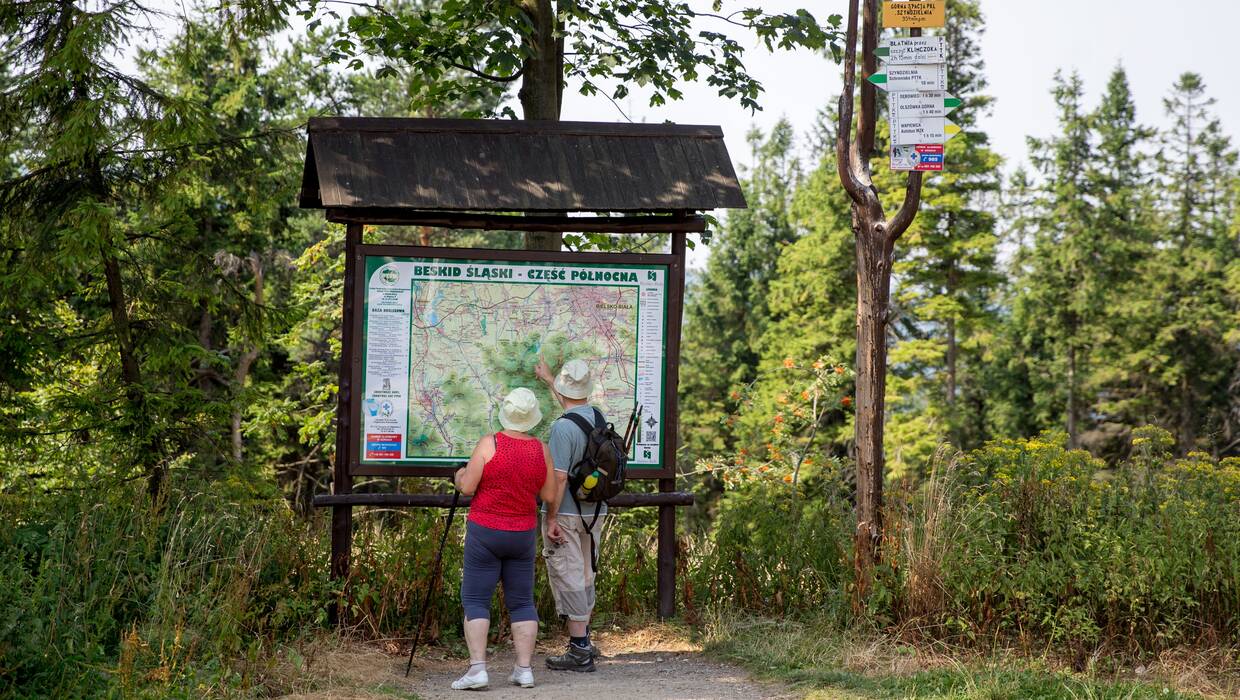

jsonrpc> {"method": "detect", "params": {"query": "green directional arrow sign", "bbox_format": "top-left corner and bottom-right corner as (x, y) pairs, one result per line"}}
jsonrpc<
(891, 91), (961, 119)
(867, 64), (947, 92)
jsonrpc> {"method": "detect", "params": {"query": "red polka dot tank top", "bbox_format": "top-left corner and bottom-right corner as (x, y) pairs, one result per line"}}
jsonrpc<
(468, 433), (547, 531)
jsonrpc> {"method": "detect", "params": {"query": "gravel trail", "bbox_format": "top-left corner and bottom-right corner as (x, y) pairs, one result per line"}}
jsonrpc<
(279, 626), (796, 700)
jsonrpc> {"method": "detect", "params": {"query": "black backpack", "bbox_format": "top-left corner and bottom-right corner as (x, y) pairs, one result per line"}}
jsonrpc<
(561, 407), (629, 572)
(562, 407), (629, 503)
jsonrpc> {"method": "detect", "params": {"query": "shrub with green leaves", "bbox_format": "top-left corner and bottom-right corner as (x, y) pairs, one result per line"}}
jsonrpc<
(889, 427), (1240, 651)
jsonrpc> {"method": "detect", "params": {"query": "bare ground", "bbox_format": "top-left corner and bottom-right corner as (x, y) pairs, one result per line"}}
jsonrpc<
(275, 625), (797, 700)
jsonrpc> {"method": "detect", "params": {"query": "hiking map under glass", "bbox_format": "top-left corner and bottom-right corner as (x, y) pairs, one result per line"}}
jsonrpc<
(359, 253), (668, 470)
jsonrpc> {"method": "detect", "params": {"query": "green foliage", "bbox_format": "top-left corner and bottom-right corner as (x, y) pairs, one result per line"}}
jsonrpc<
(691, 479), (853, 618)
(308, 0), (843, 116)
(0, 485), (333, 697)
(753, 151), (857, 454)
(680, 120), (803, 465)
(4, 0), (1240, 695)
(1118, 73), (1239, 452)
(686, 357), (853, 615)
(892, 430), (1240, 651)
(997, 68), (1240, 455)
(693, 429), (1240, 654)
(1007, 71), (1105, 448)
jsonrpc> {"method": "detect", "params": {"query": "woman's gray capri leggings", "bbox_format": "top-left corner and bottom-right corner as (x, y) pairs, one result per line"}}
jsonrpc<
(461, 520), (538, 623)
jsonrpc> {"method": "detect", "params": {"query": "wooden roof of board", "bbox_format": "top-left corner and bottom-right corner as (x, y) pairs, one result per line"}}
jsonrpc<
(298, 117), (746, 213)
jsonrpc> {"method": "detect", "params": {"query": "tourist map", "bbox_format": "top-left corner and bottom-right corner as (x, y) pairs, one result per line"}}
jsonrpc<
(359, 254), (668, 469)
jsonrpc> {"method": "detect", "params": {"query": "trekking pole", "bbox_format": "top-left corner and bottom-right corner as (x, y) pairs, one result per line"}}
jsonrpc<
(405, 486), (461, 678)
(625, 404), (643, 452)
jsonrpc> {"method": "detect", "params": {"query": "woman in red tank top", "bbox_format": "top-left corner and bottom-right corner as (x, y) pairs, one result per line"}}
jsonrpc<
(451, 388), (557, 690)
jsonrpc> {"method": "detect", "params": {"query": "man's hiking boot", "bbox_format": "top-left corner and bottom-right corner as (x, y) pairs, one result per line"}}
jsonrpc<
(545, 643), (596, 672)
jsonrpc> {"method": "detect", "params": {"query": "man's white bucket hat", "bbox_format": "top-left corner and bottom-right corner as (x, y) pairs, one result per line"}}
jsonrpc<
(554, 359), (593, 400)
(499, 387), (543, 433)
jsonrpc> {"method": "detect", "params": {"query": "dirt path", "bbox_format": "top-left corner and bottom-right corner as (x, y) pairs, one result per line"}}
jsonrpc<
(279, 626), (796, 700)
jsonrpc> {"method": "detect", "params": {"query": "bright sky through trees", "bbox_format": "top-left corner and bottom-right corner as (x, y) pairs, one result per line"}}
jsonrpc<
(118, 0), (1240, 268)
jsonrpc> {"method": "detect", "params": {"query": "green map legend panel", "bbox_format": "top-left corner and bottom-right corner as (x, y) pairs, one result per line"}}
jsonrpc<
(359, 255), (668, 469)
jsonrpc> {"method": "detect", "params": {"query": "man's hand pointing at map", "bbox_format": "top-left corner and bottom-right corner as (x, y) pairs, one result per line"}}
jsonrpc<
(535, 357), (555, 386)
(536, 356), (570, 410)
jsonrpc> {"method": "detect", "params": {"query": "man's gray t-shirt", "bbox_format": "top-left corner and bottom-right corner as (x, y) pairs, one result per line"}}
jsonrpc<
(545, 404), (608, 518)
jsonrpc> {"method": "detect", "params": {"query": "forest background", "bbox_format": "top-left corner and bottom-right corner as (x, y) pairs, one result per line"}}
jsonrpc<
(1, 0), (1238, 697)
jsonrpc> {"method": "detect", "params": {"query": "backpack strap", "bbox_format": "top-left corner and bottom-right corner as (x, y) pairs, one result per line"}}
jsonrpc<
(561, 411), (595, 437)
(561, 409), (607, 572)
(568, 489), (605, 574)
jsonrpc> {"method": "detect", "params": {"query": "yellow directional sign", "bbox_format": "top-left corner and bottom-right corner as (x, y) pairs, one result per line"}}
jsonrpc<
(882, 0), (945, 28)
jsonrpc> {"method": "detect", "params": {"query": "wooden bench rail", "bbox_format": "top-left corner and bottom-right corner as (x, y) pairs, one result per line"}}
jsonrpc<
(313, 492), (694, 508)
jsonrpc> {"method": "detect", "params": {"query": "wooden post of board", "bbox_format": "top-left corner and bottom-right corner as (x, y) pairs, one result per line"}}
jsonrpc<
(657, 232), (688, 619)
(329, 222), (363, 624)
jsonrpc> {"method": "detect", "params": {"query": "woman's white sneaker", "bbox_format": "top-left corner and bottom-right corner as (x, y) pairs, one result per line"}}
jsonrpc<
(509, 665), (535, 688)
(450, 667), (489, 690)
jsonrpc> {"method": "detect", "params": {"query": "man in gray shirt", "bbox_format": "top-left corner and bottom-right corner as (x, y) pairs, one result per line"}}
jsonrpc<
(535, 357), (605, 672)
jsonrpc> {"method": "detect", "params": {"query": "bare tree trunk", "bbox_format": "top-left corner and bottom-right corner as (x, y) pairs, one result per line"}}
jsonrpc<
(103, 251), (163, 498)
(945, 255), (959, 410)
(945, 318), (957, 404)
(518, 0), (565, 251)
(232, 252), (264, 462)
(853, 223), (892, 588)
(1179, 374), (1195, 453)
(1065, 343), (1077, 448)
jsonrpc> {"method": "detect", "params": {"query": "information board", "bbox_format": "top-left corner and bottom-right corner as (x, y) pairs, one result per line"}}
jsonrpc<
(353, 246), (675, 474)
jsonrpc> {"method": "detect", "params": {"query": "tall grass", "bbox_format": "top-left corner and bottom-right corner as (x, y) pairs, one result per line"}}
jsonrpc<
(890, 428), (1240, 652)
(0, 487), (331, 697)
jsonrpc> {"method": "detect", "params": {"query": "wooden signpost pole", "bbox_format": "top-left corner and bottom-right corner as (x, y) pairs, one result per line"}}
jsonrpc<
(329, 221), (363, 624)
(657, 231), (688, 619)
(837, 0), (928, 604)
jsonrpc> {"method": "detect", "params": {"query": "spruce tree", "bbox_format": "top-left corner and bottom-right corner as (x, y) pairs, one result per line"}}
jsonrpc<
(1010, 71), (1100, 447)
(751, 123), (857, 455)
(1082, 67), (1157, 451)
(985, 168), (1046, 439)
(679, 120), (800, 464)
(1139, 74), (1238, 452)
(0, 2), (209, 497)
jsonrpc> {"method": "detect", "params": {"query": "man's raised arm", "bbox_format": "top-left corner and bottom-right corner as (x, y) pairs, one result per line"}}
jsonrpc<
(536, 357), (570, 410)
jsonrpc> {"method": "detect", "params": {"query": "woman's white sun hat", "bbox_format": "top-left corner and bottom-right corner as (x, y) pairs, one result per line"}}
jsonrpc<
(554, 359), (593, 400)
(499, 387), (543, 433)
